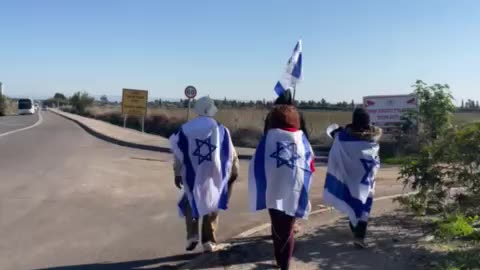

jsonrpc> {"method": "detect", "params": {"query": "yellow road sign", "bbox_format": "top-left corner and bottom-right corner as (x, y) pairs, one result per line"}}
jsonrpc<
(122, 88), (148, 116)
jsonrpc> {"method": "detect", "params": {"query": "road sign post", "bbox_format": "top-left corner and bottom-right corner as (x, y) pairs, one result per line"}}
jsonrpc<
(187, 99), (191, 120)
(184, 85), (197, 121)
(121, 88), (148, 132)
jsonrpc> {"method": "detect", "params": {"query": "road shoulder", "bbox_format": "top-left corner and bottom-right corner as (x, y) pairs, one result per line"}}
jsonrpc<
(49, 109), (256, 158)
(180, 198), (433, 270)
(0, 112), (42, 137)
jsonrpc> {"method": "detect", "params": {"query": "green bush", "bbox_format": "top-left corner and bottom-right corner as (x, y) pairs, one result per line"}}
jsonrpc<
(69, 92), (94, 115)
(0, 95), (6, 116)
(437, 215), (478, 239)
(439, 248), (480, 270)
(399, 123), (480, 214)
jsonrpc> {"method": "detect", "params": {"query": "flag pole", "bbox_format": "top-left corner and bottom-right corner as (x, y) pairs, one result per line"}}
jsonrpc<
(293, 86), (296, 103)
(292, 81), (297, 103)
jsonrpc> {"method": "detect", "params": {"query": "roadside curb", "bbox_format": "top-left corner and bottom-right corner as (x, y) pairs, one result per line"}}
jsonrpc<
(49, 109), (172, 154)
(178, 191), (416, 270)
(49, 109), (329, 162)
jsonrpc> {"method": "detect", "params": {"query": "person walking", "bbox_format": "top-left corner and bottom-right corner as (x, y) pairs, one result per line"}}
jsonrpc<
(170, 96), (239, 253)
(323, 108), (382, 248)
(264, 88), (309, 235)
(250, 103), (315, 270)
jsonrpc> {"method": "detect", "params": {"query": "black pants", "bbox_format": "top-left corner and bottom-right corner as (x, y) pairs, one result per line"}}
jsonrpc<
(349, 221), (368, 239)
(269, 209), (296, 270)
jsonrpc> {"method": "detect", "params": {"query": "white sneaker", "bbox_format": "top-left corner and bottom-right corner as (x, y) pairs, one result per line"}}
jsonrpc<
(186, 237), (199, 251)
(203, 241), (216, 253)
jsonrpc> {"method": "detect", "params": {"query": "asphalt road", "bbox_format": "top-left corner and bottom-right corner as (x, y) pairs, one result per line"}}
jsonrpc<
(0, 111), (405, 270)
(0, 113), (39, 135)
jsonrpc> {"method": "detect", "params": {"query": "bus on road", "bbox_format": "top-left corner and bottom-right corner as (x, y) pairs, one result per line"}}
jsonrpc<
(17, 98), (36, 115)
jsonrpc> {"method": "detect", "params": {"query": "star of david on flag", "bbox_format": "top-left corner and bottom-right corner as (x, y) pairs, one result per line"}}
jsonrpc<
(360, 158), (379, 188)
(270, 141), (300, 169)
(193, 137), (217, 165)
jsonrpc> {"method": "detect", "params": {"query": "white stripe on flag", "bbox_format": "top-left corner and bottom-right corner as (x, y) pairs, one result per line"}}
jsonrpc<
(274, 40), (303, 96)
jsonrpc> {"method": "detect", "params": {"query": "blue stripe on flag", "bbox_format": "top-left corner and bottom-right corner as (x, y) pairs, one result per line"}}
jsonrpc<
(295, 134), (312, 218)
(324, 172), (368, 219)
(218, 126), (230, 210)
(274, 81), (286, 96)
(292, 53), (302, 79)
(365, 196), (373, 214)
(254, 136), (267, 210)
(293, 41), (300, 52)
(177, 129), (200, 218)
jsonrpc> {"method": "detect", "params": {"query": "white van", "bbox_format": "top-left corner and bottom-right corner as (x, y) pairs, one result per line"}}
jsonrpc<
(18, 98), (36, 115)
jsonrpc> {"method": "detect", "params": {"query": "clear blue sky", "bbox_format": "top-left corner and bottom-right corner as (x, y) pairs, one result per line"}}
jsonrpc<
(0, 0), (479, 103)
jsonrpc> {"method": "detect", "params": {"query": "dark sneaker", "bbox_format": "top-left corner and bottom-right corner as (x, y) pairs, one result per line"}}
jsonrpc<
(353, 238), (368, 249)
(186, 238), (199, 251)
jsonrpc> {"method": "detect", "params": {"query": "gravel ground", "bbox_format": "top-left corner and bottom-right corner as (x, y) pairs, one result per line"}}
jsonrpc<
(184, 200), (436, 270)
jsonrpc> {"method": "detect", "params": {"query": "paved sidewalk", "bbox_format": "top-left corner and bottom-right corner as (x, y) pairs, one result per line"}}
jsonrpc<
(180, 199), (429, 270)
(50, 109), (255, 158)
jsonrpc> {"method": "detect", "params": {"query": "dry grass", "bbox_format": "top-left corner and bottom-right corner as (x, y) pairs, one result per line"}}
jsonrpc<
(7, 100), (17, 115)
(88, 105), (352, 146)
(88, 105), (480, 147)
(453, 112), (480, 125)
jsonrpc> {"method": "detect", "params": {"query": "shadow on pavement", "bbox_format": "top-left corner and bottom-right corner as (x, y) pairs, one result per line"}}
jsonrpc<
(190, 210), (436, 269)
(36, 253), (199, 270)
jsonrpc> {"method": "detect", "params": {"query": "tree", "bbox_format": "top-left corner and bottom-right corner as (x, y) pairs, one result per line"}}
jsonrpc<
(69, 91), (94, 115)
(100, 95), (108, 104)
(411, 80), (455, 141)
(336, 101), (348, 108)
(0, 95), (7, 116)
(54, 93), (67, 100)
(320, 98), (328, 108)
(398, 80), (460, 214)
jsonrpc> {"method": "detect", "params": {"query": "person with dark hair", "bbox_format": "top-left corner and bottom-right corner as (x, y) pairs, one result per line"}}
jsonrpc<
(264, 89), (310, 139)
(324, 108), (382, 248)
(329, 108), (382, 142)
(264, 89), (309, 236)
(250, 102), (315, 270)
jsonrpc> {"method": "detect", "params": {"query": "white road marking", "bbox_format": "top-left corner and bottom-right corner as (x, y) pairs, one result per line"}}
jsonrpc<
(0, 112), (43, 138)
(235, 191), (417, 239)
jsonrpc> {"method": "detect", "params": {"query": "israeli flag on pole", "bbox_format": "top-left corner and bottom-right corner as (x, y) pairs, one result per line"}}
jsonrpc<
(323, 130), (380, 226)
(274, 40), (303, 96)
(249, 129), (315, 219)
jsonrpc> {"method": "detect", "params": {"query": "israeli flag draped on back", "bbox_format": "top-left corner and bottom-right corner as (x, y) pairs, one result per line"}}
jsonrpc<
(323, 130), (380, 226)
(169, 116), (233, 219)
(274, 40), (303, 96)
(249, 129), (314, 219)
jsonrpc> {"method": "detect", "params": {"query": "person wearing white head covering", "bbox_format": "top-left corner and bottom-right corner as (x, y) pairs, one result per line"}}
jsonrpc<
(170, 96), (239, 253)
(193, 96), (218, 117)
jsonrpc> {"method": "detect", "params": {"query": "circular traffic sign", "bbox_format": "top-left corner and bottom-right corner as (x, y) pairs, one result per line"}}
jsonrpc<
(184, 86), (197, 99)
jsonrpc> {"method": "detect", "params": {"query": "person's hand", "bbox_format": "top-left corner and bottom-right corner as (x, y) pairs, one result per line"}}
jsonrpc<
(174, 176), (183, 189)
